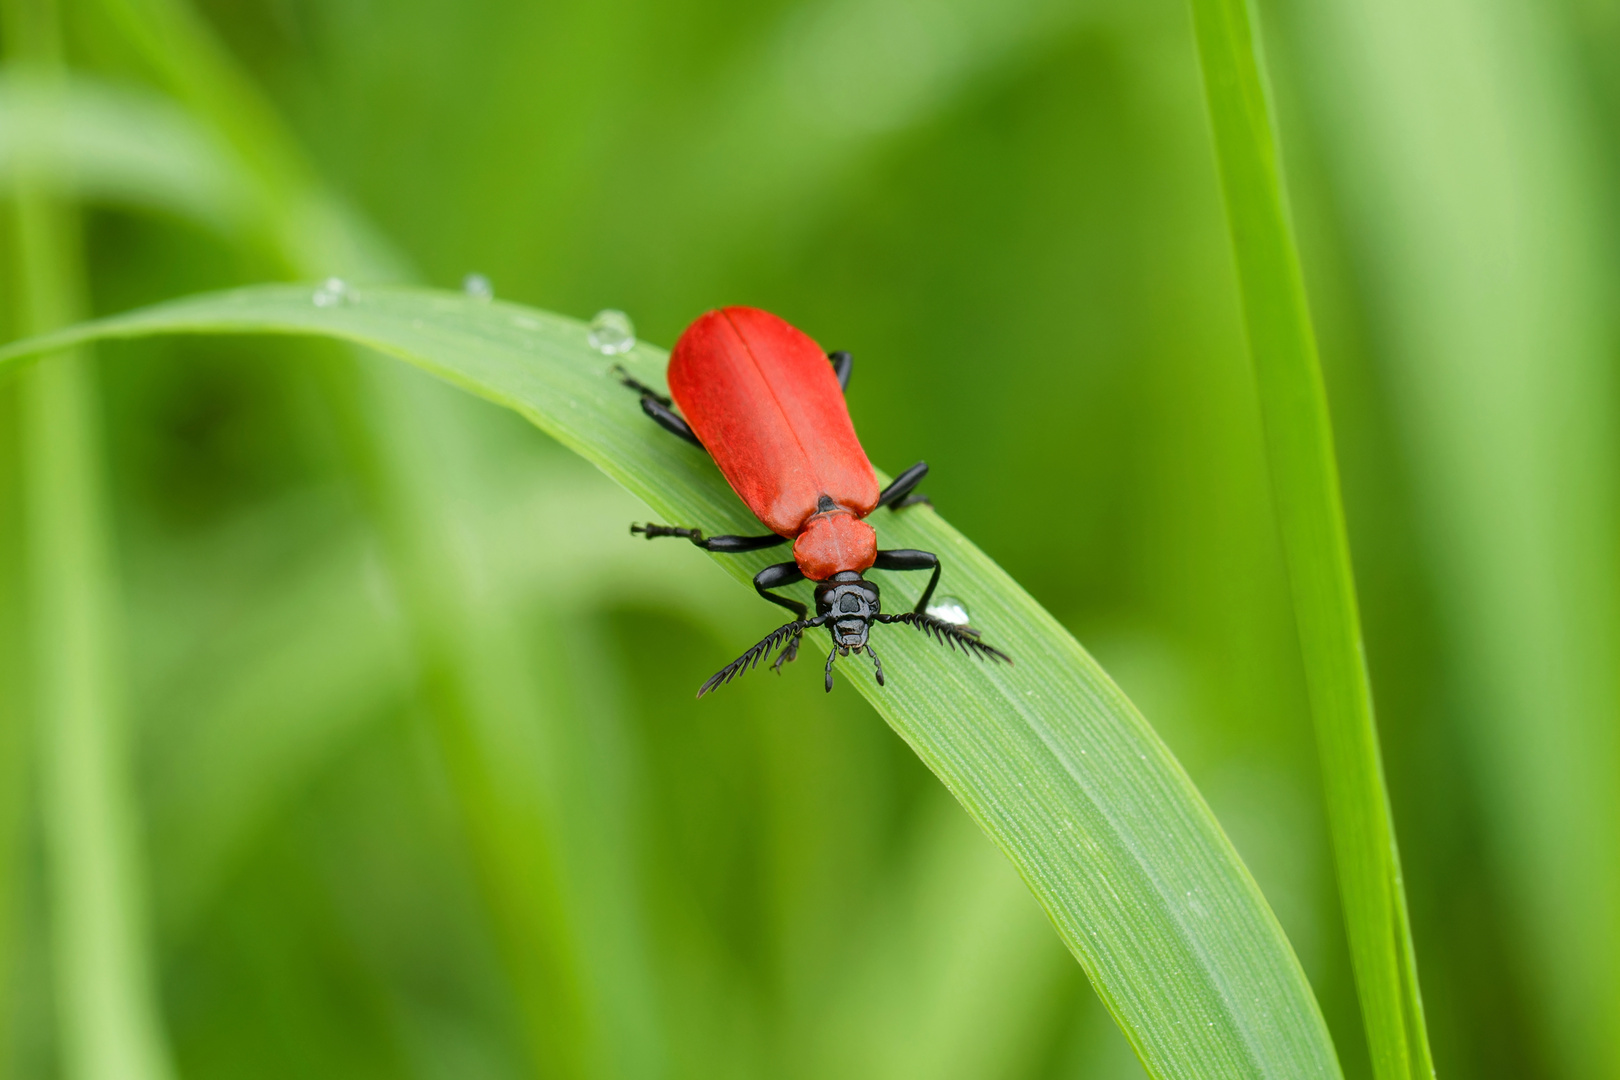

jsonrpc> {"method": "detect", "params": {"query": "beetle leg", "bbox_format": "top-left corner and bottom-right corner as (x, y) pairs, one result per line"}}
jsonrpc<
(772, 635), (802, 675)
(828, 350), (853, 393)
(610, 364), (671, 405)
(873, 548), (943, 614)
(751, 561), (813, 673)
(877, 461), (932, 511)
(754, 563), (816, 670)
(638, 396), (704, 448)
(631, 524), (788, 553)
(754, 561), (808, 620)
(612, 365), (705, 448)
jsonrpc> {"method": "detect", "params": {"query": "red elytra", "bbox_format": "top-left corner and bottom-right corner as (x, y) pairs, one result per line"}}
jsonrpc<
(668, 307), (880, 582)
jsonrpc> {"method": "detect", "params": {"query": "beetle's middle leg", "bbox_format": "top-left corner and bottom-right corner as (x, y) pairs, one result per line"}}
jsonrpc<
(611, 365), (705, 448)
(873, 548), (944, 615)
(631, 524), (787, 553)
(877, 461), (932, 511)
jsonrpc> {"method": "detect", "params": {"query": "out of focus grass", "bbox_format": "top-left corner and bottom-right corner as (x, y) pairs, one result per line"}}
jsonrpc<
(0, 0), (1615, 1078)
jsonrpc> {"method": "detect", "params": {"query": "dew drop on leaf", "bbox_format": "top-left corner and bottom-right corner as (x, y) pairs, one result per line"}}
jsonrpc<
(927, 595), (970, 625)
(312, 277), (355, 307)
(463, 273), (494, 301)
(588, 309), (636, 355)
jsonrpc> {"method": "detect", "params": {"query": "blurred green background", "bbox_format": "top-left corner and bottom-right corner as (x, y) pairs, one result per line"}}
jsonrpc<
(1, 0), (1616, 1077)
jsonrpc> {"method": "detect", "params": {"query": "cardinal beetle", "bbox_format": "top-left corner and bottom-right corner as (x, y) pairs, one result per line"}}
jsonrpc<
(615, 306), (1011, 696)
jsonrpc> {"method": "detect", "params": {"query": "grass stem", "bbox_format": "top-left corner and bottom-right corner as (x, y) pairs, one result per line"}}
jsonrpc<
(2, 4), (176, 1078)
(1186, 0), (1434, 1076)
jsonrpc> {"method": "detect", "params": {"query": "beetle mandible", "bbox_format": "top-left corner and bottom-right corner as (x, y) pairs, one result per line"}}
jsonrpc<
(616, 306), (1010, 696)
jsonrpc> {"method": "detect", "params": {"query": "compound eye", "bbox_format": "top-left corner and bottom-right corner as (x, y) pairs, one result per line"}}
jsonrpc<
(838, 594), (862, 613)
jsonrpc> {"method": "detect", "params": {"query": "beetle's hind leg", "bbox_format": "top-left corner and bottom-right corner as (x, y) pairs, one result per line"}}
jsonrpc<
(877, 461), (932, 511)
(611, 364), (704, 448)
(610, 365), (670, 405)
(828, 351), (853, 393)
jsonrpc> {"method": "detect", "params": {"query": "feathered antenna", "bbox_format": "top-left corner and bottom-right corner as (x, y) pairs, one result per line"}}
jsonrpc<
(874, 612), (1013, 666)
(698, 615), (830, 698)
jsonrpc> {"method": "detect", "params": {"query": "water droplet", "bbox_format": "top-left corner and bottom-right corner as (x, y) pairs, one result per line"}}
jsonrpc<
(511, 315), (541, 331)
(463, 273), (494, 301)
(312, 277), (356, 307)
(927, 595), (970, 625)
(588, 309), (636, 355)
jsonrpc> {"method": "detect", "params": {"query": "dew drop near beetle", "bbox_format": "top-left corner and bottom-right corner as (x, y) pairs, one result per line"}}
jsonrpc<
(618, 306), (1010, 696)
(463, 272), (494, 301)
(311, 277), (356, 307)
(589, 309), (636, 355)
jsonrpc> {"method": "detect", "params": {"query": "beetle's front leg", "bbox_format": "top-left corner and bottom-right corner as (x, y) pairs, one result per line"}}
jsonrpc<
(872, 548), (943, 614)
(753, 561), (811, 671)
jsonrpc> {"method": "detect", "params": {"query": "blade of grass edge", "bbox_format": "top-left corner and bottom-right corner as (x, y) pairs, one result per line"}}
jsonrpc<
(0, 286), (1343, 1080)
(1183, 2), (1434, 1078)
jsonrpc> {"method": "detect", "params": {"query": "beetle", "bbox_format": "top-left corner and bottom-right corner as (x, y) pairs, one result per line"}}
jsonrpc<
(615, 306), (1010, 696)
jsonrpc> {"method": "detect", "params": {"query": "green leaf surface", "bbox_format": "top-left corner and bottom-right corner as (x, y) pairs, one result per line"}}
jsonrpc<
(0, 284), (1341, 1080)
(1185, 1), (1433, 1078)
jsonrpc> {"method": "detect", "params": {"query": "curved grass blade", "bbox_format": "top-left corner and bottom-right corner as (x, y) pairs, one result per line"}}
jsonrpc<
(0, 285), (1341, 1079)
(0, 73), (256, 232)
(1185, 0), (1434, 1077)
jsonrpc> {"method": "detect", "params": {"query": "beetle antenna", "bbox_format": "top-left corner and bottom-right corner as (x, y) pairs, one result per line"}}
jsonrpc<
(873, 612), (1013, 666)
(698, 615), (829, 698)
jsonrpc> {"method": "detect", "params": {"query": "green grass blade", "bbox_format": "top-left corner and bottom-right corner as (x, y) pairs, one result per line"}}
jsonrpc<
(1291, 0), (1620, 1072)
(0, 73), (257, 232)
(1184, 1), (1433, 1078)
(1, 36), (177, 1080)
(20, 354), (175, 1080)
(0, 285), (1343, 1080)
(0, 383), (23, 1077)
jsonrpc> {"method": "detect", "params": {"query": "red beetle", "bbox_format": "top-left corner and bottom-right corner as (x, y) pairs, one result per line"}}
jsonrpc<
(616, 306), (1010, 695)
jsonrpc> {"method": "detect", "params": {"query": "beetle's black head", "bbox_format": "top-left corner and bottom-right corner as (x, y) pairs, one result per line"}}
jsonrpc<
(695, 572), (1011, 698)
(815, 571), (880, 650)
